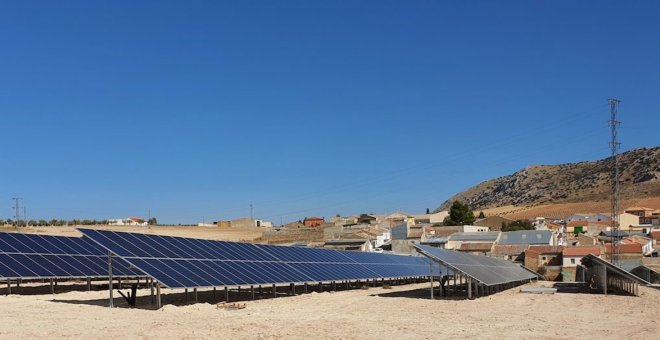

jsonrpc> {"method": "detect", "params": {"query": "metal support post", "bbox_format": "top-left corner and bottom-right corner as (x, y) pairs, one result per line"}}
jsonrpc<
(156, 282), (162, 309)
(272, 284), (276, 298)
(251, 285), (255, 300)
(601, 264), (608, 295)
(225, 286), (229, 302)
(194, 288), (198, 303)
(151, 279), (155, 304)
(50, 278), (54, 294)
(213, 287), (217, 299)
(468, 278), (472, 299)
(108, 251), (114, 308)
(87, 278), (91, 291)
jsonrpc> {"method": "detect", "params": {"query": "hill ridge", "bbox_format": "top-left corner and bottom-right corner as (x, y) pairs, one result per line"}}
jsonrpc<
(435, 146), (660, 211)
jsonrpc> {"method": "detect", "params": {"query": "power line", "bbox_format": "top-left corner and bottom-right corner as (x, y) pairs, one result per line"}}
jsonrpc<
(12, 197), (21, 231)
(608, 98), (621, 267)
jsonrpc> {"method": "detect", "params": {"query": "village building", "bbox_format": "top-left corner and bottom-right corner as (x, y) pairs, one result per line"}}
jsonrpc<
(491, 244), (528, 262)
(497, 230), (554, 246)
(457, 242), (493, 256)
(651, 230), (660, 248)
(603, 243), (643, 265)
(566, 213), (610, 223)
(303, 217), (324, 228)
(446, 231), (500, 250)
(323, 239), (373, 252)
(411, 211), (448, 225)
(524, 245), (563, 281)
(625, 206), (655, 218)
(108, 218), (147, 226)
(357, 214), (378, 225)
(561, 246), (602, 281)
(621, 235), (654, 255)
(577, 233), (599, 246)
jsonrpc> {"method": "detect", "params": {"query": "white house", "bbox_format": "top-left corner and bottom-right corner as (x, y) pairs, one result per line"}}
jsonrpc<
(562, 246), (601, 267)
(108, 218), (147, 226)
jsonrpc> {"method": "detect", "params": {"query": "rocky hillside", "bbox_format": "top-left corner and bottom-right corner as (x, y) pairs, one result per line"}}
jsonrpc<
(436, 147), (660, 211)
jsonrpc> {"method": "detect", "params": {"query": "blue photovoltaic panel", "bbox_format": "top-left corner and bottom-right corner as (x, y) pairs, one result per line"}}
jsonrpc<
(0, 232), (143, 279)
(415, 244), (536, 286)
(80, 229), (440, 289)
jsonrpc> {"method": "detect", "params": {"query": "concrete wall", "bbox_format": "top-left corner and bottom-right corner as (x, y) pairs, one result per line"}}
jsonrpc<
(463, 225), (489, 233)
(392, 239), (417, 255)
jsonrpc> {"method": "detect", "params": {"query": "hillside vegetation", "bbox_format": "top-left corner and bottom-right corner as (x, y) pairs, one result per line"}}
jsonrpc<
(436, 147), (660, 212)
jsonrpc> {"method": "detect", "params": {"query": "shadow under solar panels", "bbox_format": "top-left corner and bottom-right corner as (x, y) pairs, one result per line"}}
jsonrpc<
(80, 228), (438, 289)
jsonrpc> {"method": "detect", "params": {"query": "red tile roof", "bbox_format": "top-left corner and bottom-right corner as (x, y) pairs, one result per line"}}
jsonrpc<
(458, 242), (493, 252)
(650, 230), (660, 239)
(526, 245), (563, 255)
(563, 246), (601, 257)
(604, 243), (642, 254)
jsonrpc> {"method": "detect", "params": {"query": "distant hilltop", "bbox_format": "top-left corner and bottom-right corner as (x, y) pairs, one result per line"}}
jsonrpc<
(436, 146), (660, 212)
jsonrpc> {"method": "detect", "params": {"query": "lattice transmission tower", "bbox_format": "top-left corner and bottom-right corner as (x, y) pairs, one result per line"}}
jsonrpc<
(608, 98), (621, 267)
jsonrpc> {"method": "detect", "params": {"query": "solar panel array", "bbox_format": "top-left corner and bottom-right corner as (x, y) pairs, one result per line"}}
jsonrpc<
(0, 233), (143, 280)
(80, 229), (442, 289)
(415, 244), (537, 286)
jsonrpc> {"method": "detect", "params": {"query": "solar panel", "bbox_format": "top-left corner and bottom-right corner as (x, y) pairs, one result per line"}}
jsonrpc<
(414, 244), (536, 286)
(0, 232), (143, 280)
(80, 229), (440, 289)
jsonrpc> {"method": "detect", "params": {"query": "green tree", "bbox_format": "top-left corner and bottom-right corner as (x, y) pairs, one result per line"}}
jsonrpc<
(148, 217), (158, 225)
(38, 219), (48, 226)
(478, 211), (485, 219)
(501, 220), (534, 232)
(6, 219), (14, 226)
(0, 219), (5, 226)
(443, 201), (476, 226)
(426, 208), (430, 214)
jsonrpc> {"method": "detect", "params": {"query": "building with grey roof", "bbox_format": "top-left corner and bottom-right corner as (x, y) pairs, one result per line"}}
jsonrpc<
(446, 231), (500, 250)
(497, 230), (553, 245)
(449, 231), (500, 242)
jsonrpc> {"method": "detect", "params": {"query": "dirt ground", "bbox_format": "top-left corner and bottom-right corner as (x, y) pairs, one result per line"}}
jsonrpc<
(0, 225), (264, 242)
(0, 281), (658, 339)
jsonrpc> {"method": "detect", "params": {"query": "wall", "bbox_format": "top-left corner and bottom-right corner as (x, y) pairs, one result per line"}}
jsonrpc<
(562, 255), (582, 267)
(392, 239), (417, 255)
(463, 225), (489, 233)
(323, 224), (342, 240)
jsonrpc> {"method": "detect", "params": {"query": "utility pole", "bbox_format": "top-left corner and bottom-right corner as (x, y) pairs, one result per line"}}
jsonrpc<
(608, 98), (621, 267)
(250, 204), (254, 220)
(12, 197), (21, 231)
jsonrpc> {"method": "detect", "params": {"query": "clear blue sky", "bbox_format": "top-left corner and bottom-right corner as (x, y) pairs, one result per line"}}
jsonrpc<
(1, 1), (659, 224)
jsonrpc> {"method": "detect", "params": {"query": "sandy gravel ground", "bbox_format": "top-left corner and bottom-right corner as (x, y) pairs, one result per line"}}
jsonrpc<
(0, 225), (264, 242)
(0, 281), (658, 339)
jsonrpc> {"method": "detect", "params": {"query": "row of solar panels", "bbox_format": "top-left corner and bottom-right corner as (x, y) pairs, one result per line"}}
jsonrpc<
(80, 229), (443, 288)
(0, 233), (142, 279)
(415, 244), (537, 286)
(0, 231), (442, 288)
